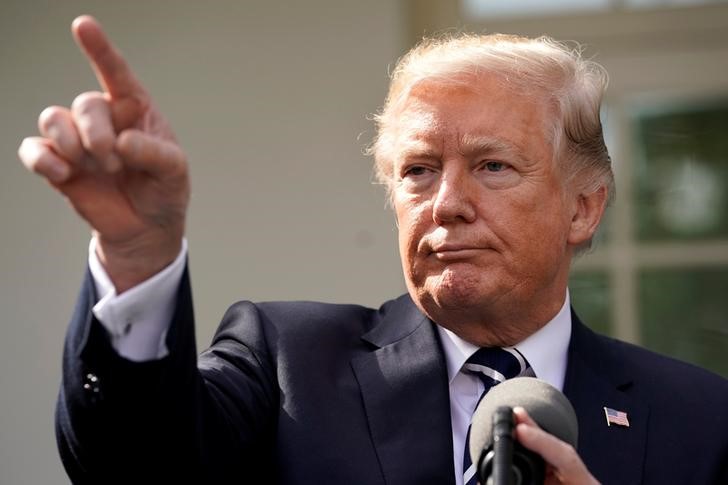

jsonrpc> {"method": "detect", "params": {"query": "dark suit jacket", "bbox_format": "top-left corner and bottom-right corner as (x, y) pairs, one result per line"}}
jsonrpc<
(56, 267), (728, 484)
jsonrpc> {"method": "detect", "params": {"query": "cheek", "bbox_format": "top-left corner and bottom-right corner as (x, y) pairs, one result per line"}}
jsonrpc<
(397, 214), (422, 257)
(394, 202), (430, 263)
(515, 199), (572, 263)
(486, 188), (571, 257)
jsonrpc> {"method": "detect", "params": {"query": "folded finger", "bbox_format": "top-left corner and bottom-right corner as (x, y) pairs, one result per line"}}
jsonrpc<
(71, 91), (120, 172)
(516, 422), (571, 466)
(116, 129), (187, 177)
(18, 137), (71, 183)
(515, 420), (597, 484)
(38, 105), (84, 163)
(514, 408), (568, 466)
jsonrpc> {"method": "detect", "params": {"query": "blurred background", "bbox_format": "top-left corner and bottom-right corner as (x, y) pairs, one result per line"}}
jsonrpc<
(1, 0), (727, 483)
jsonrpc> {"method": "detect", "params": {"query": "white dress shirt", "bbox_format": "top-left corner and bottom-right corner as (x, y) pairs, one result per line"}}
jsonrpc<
(88, 238), (571, 483)
(437, 294), (572, 485)
(89, 237), (186, 361)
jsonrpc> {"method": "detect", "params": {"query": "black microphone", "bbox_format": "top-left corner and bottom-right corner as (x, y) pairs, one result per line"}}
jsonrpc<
(468, 377), (578, 485)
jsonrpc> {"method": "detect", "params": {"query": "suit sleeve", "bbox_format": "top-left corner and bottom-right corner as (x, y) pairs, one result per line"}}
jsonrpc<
(55, 265), (279, 484)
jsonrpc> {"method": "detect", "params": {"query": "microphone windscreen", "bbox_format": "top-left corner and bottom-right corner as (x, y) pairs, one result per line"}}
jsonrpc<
(468, 377), (578, 465)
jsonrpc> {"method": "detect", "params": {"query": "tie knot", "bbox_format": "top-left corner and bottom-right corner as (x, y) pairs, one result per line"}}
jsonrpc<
(463, 347), (529, 386)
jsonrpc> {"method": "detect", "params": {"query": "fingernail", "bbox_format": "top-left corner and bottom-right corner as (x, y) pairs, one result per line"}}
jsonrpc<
(48, 162), (69, 182)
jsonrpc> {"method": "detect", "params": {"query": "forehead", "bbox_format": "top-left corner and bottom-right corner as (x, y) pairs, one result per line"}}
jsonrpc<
(391, 74), (554, 159)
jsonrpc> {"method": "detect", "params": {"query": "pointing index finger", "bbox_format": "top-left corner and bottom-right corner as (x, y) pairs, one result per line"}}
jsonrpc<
(71, 15), (147, 102)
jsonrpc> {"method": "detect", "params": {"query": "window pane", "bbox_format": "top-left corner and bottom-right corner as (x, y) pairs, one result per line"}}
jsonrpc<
(569, 271), (612, 335)
(627, 0), (728, 8)
(632, 101), (728, 241)
(462, 0), (728, 20)
(461, 0), (609, 19)
(594, 103), (618, 245)
(639, 267), (728, 377)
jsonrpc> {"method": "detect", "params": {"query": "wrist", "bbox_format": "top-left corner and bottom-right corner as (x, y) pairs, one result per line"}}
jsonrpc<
(94, 229), (183, 293)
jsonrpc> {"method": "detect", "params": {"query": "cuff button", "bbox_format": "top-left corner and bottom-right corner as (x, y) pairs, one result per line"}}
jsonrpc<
(84, 373), (101, 394)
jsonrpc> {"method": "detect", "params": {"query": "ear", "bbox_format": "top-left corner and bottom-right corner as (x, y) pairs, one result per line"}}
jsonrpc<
(567, 185), (608, 247)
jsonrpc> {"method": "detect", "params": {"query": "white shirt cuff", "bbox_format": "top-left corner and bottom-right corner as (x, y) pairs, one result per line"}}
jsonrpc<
(88, 237), (188, 362)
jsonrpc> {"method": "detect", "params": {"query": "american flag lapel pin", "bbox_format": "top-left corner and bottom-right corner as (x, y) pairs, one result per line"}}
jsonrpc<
(604, 407), (630, 427)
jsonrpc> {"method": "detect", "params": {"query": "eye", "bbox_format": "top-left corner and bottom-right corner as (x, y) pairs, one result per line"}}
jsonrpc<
(397, 163), (437, 192)
(484, 161), (507, 172)
(403, 165), (430, 177)
(475, 159), (520, 189)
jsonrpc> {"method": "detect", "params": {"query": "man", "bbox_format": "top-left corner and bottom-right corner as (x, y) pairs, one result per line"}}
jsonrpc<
(19, 16), (728, 485)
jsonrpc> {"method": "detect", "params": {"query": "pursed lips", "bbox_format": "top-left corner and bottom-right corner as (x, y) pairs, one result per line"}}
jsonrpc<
(429, 243), (489, 261)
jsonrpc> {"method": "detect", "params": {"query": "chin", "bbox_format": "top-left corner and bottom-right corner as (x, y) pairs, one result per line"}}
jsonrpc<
(417, 270), (497, 315)
(415, 282), (528, 347)
(432, 284), (484, 309)
(438, 265), (497, 297)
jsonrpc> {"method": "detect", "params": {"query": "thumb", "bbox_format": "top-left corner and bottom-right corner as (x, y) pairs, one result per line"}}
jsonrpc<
(115, 129), (187, 176)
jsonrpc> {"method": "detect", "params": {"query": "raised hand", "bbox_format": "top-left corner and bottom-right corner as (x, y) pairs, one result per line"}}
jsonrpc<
(18, 16), (189, 293)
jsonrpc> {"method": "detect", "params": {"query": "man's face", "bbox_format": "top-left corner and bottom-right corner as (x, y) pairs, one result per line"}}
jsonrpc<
(390, 74), (581, 346)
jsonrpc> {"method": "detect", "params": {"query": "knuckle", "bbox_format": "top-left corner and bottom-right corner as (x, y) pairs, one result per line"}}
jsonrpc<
(116, 128), (134, 144)
(38, 106), (67, 132)
(84, 130), (114, 157)
(116, 129), (138, 155)
(71, 91), (106, 113)
(19, 142), (45, 172)
(561, 443), (576, 455)
(561, 444), (580, 468)
(32, 157), (51, 174)
(17, 139), (34, 167)
(71, 95), (114, 157)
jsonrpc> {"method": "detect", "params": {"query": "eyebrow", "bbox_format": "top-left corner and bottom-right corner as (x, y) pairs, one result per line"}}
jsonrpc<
(397, 139), (441, 161)
(457, 134), (514, 157)
(395, 134), (525, 163)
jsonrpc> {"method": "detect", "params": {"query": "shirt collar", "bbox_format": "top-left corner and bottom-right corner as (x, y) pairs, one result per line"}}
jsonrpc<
(436, 290), (572, 391)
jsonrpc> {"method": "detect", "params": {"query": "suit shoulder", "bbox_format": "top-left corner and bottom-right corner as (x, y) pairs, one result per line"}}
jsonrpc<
(229, 294), (412, 327)
(216, 296), (411, 342)
(206, 296), (415, 373)
(251, 299), (376, 330)
(594, 331), (728, 399)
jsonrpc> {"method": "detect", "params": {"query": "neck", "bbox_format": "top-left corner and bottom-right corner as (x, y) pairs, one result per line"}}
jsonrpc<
(421, 288), (568, 348)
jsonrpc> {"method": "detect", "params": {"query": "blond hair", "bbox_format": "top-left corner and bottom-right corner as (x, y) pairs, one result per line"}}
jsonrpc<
(369, 33), (614, 205)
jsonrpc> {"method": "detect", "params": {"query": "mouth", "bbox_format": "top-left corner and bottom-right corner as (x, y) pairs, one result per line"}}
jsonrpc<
(430, 245), (487, 261)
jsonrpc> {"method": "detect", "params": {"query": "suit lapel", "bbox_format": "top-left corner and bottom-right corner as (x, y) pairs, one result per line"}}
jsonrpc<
(351, 295), (455, 485)
(564, 312), (648, 484)
(349, 301), (648, 484)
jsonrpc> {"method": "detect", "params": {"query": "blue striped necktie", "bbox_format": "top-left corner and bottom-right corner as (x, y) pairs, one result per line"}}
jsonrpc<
(462, 347), (532, 485)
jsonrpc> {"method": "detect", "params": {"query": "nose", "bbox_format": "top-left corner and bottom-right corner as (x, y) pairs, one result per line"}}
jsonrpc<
(432, 169), (477, 225)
